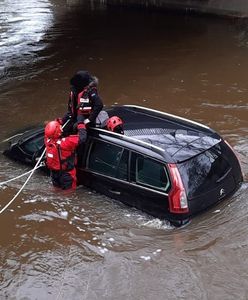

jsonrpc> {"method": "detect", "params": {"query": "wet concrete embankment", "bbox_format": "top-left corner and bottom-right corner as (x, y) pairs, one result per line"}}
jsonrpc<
(104, 0), (248, 17)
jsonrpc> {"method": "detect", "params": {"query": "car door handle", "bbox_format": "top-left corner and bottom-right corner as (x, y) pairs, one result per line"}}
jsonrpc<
(109, 189), (121, 195)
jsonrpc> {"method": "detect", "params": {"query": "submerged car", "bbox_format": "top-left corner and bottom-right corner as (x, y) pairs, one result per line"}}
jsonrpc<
(3, 105), (243, 226)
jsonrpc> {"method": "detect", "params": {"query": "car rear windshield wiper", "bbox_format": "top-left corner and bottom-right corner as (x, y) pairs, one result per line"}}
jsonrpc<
(216, 167), (232, 183)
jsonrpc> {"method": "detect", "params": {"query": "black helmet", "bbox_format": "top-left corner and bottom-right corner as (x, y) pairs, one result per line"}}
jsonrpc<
(70, 70), (93, 92)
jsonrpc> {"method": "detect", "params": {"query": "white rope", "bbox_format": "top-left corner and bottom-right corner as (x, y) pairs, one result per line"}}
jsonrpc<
(0, 164), (43, 186)
(0, 148), (46, 214)
(0, 118), (71, 214)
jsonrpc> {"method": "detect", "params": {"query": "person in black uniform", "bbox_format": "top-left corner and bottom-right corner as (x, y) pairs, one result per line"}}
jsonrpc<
(59, 70), (103, 133)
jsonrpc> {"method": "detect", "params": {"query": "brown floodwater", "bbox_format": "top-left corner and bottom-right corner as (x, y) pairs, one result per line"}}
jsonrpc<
(0, 1), (248, 299)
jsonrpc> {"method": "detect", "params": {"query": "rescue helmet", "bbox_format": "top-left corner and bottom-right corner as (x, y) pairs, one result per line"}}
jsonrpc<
(106, 116), (124, 134)
(45, 120), (62, 139)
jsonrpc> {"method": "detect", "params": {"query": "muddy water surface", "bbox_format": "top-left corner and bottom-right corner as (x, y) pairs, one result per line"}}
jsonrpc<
(0, 1), (248, 299)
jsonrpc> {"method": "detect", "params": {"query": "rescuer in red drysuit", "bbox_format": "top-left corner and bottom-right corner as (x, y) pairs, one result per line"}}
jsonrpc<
(44, 120), (87, 190)
(59, 70), (103, 134)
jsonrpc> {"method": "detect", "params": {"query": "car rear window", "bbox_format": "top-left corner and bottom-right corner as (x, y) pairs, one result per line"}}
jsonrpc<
(178, 142), (231, 198)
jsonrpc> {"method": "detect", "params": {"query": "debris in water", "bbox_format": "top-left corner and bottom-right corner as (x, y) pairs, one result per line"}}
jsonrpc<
(153, 249), (162, 255)
(60, 211), (68, 218)
(98, 246), (108, 254)
(77, 226), (85, 232)
(140, 256), (151, 261)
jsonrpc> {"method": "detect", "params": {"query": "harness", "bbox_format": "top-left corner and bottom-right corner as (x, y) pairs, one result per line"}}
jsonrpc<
(68, 85), (97, 118)
(45, 140), (75, 171)
(77, 86), (97, 115)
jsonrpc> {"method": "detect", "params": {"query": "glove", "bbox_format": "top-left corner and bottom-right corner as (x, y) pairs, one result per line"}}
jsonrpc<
(77, 123), (86, 130)
(84, 118), (90, 125)
(77, 115), (85, 124)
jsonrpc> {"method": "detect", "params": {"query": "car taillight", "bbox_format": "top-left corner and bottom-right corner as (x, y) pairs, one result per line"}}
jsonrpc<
(168, 163), (189, 214)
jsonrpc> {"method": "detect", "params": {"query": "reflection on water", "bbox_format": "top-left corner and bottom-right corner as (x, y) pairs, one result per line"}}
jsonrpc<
(0, 0), (53, 86)
(0, 1), (248, 299)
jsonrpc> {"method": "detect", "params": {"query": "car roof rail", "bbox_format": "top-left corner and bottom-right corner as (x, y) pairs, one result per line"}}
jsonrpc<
(90, 127), (171, 160)
(123, 104), (211, 130)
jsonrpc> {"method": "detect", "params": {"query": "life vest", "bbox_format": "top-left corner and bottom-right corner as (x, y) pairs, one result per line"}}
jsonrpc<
(77, 86), (97, 115)
(68, 85), (97, 119)
(45, 139), (75, 171)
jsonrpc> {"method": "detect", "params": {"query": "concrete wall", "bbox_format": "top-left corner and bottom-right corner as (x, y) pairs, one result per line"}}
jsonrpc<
(103, 0), (248, 17)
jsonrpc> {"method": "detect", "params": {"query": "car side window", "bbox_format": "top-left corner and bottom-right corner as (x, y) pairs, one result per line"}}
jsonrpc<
(88, 140), (128, 180)
(116, 149), (129, 180)
(131, 153), (170, 192)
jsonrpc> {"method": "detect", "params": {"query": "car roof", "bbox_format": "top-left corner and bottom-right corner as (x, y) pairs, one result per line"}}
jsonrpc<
(97, 105), (222, 163)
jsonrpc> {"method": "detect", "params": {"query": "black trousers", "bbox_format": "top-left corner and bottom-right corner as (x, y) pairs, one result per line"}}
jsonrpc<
(50, 170), (75, 190)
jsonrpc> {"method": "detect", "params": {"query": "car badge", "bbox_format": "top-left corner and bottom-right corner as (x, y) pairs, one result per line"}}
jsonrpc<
(220, 188), (225, 196)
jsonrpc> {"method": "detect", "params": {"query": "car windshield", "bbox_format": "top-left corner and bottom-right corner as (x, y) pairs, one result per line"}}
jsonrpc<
(20, 133), (44, 154)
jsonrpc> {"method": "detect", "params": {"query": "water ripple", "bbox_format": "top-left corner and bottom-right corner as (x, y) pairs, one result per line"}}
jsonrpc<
(0, 0), (53, 87)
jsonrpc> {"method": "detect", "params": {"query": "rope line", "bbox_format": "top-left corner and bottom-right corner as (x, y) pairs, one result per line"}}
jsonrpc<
(0, 164), (43, 186)
(0, 118), (71, 214)
(0, 149), (46, 214)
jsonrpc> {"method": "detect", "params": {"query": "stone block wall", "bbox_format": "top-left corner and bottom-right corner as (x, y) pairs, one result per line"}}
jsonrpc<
(104, 0), (248, 17)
